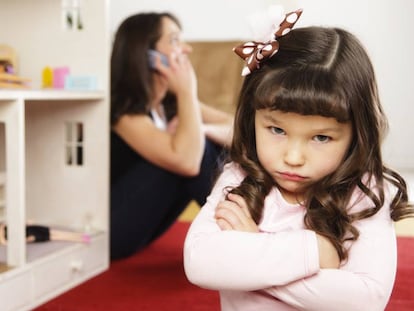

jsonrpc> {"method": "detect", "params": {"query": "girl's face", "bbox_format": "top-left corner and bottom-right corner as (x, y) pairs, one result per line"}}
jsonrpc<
(155, 16), (192, 57)
(255, 109), (352, 203)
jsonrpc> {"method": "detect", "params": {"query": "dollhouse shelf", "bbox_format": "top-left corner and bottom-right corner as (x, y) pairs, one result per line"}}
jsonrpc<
(0, 89), (105, 101)
(0, 171), (4, 209)
(0, 88), (109, 310)
(0, 1), (109, 309)
(0, 233), (107, 309)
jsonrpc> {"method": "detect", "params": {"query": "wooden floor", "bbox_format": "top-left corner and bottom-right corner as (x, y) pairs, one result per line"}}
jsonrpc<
(395, 217), (414, 236)
(179, 201), (414, 237)
(0, 262), (12, 272)
(178, 200), (200, 222)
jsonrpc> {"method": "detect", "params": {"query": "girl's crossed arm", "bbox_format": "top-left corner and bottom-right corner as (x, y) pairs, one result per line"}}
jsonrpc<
(185, 163), (322, 289)
(263, 217), (397, 311)
(215, 192), (340, 269)
(184, 163), (396, 310)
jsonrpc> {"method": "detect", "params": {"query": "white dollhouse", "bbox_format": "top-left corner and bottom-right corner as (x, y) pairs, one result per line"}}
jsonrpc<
(0, 0), (110, 309)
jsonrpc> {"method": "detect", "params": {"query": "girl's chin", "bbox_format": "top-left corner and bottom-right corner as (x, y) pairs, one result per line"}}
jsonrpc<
(278, 188), (304, 204)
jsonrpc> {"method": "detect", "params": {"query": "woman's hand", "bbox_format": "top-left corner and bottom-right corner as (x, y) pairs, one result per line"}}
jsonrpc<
(148, 52), (204, 175)
(215, 193), (259, 232)
(155, 52), (197, 100)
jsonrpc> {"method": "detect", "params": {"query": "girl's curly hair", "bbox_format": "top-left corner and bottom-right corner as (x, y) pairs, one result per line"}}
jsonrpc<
(229, 26), (413, 261)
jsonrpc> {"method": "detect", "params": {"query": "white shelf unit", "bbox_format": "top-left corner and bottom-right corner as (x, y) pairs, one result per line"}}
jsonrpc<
(0, 1), (110, 310)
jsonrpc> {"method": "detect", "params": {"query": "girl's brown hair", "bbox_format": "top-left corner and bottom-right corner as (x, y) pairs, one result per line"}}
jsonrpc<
(230, 26), (413, 261)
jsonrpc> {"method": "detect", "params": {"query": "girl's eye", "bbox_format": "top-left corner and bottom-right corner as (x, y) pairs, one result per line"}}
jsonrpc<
(270, 127), (285, 135)
(313, 135), (331, 143)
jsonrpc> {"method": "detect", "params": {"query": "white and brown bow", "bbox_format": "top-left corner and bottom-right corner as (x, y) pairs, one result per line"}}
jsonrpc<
(233, 9), (303, 76)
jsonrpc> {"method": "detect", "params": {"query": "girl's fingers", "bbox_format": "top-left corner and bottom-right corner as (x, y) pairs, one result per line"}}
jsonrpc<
(216, 218), (233, 231)
(227, 193), (253, 219)
(215, 201), (243, 229)
(215, 198), (258, 232)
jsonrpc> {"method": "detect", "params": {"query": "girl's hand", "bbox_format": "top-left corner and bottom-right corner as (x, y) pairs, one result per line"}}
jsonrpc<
(215, 193), (259, 233)
(316, 234), (340, 269)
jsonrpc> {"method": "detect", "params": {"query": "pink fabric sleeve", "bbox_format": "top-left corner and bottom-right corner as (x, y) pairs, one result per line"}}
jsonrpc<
(184, 163), (320, 290)
(264, 191), (397, 310)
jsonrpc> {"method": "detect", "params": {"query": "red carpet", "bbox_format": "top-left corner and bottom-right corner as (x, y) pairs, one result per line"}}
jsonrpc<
(386, 235), (414, 311)
(36, 221), (220, 311)
(36, 222), (413, 311)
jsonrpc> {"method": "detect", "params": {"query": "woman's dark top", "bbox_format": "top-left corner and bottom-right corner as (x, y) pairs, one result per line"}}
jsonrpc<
(111, 131), (144, 184)
(110, 121), (224, 260)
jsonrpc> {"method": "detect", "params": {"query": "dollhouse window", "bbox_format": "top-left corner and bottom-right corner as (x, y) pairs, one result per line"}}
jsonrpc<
(65, 122), (83, 166)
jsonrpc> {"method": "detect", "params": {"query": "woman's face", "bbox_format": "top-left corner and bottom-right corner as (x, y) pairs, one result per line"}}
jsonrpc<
(152, 16), (192, 102)
(155, 16), (192, 56)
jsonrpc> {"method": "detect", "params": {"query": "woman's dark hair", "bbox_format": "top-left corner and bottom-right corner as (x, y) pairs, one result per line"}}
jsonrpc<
(230, 26), (413, 261)
(110, 12), (181, 125)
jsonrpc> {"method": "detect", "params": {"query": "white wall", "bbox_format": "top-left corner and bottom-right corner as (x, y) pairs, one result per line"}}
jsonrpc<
(0, 0), (110, 89)
(110, 0), (414, 171)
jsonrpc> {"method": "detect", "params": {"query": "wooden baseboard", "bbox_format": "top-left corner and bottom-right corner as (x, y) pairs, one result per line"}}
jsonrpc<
(395, 218), (414, 237)
(178, 201), (200, 222)
(0, 262), (12, 273)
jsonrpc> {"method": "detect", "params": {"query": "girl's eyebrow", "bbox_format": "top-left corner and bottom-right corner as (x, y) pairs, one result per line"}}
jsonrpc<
(308, 121), (350, 134)
(261, 113), (288, 127)
(261, 111), (347, 133)
(262, 113), (279, 123)
(313, 127), (344, 134)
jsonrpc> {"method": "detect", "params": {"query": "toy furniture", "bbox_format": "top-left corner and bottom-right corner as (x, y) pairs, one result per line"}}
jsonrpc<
(0, 1), (109, 310)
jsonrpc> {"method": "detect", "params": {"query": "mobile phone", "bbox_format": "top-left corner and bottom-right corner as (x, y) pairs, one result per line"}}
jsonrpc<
(148, 49), (169, 69)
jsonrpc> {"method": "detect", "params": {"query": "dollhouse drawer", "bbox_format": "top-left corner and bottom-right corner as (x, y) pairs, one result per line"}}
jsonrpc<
(32, 234), (107, 299)
(0, 269), (32, 310)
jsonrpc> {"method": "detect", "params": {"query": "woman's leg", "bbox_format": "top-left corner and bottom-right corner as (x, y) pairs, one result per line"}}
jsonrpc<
(147, 139), (227, 242)
(110, 159), (191, 260)
(185, 139), (226, 205)
(110, 140), (226, 260)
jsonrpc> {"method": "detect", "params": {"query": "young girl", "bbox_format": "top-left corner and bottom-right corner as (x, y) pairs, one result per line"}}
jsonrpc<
(184, 9), (413, 311)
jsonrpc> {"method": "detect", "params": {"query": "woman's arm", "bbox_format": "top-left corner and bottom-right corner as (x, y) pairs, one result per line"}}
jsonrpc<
(113, 54), (204, 176)
(200, 102), (233, 147)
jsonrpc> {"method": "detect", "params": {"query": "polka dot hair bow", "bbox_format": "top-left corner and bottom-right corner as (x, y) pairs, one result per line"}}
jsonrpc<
(233, 8), (303, 76)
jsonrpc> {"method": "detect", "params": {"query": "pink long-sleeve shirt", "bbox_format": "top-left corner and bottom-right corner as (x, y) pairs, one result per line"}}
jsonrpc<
(184, 162), (397, 311)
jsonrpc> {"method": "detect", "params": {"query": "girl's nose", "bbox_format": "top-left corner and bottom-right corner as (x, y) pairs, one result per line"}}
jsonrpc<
(284, 143), (305, 166)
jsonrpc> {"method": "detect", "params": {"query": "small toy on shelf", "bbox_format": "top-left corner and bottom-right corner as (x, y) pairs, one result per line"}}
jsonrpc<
(0, 223), (90, 245)
(0, 61), (31, 89)
(41, 66), (53, 88)
(0, 44), (31, 89)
